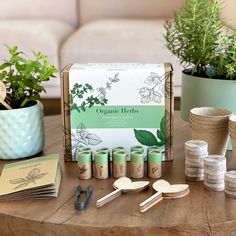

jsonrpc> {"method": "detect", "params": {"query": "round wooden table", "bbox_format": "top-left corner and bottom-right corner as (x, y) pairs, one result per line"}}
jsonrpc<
(0, 112), (236, 236)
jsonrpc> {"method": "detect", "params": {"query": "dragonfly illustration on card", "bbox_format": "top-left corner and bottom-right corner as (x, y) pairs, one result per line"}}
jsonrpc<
(9, 168), (48, 190)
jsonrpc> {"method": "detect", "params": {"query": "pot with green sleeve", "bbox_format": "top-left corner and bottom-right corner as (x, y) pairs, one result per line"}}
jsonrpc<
(95, 151), (109, 179)
(147, 151), (162, 178)
(77, 151), (92, 179)
(131, 151), (144, 179)
(112, 151), (127, 178)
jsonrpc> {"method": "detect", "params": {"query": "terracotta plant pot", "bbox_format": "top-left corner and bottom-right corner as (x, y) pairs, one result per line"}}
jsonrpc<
(189, 122), (227, 132)
(190, 115), (229, 127)
(190, 107), (232, 122)
(191, 129), (229, 156)
(229, 125), (236, 134)
(190, 107), (231, 156)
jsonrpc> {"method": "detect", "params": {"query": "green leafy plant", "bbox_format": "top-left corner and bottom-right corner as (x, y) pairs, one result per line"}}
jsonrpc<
(70, 83), (108, 113)
(0, 46), (57, 109)
(164, 0), (236, 80)
(70, 73), (119, 113)
(134, 115), (165, 147)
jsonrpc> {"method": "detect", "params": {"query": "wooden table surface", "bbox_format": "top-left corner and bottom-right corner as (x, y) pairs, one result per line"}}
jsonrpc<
(0, 112), (236, 236)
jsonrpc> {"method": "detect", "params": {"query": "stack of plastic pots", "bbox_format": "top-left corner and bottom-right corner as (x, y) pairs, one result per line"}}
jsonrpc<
(189, 107), (232, 156)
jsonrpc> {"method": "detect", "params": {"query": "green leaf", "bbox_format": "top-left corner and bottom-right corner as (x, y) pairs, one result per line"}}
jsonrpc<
(0, 62), (12, 70)
(160, 116), (165, 133)
(89, 103), (94, 108)
(103, 98), (108, 104)
(31, 94), (40, 100)
(20, 97), (29, 107)
(156, 129), (165, 142)
(134, 129), (158, 146)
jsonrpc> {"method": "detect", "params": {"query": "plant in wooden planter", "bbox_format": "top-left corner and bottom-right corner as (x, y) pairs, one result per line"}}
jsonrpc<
(0, 46), (57, 159)
(164, 0), (236, 120)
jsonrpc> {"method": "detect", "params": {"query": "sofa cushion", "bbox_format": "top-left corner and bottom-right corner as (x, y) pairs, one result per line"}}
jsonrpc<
(0, 0), (78, 27)
(61, 19), (182, 96)
(0, 20), (74, 98)
(79, 0), (185, 25)
(220, 0), (236, 28)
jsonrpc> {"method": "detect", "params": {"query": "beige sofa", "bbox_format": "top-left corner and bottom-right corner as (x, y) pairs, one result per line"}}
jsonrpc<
(0, 0), (216, 98)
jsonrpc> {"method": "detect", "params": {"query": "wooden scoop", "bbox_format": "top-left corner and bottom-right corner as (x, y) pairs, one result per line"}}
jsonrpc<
(139, 179), (170, 213)
(96, 177), (149, 208)
(0, 81), (12, 110)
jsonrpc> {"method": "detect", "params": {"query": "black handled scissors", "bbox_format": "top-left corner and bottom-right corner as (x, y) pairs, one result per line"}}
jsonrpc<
(75, 185), (93, 210)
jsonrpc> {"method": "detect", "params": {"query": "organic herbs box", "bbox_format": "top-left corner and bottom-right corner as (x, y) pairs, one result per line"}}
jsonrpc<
(61, 63), (173, 161)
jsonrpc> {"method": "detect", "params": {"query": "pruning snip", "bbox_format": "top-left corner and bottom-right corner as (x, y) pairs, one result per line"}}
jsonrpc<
(75, 185), (93, 210)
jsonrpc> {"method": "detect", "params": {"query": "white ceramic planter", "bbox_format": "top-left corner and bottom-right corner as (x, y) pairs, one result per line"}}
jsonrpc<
(0, 101), (45, 159)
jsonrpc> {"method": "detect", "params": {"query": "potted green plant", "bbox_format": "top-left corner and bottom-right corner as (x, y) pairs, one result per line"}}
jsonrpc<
(164, 0), (236, 121)
(0, 46), (57, 159)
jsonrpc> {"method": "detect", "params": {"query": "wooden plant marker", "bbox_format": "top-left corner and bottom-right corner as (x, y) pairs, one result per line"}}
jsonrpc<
(162, 184), (189, 199)
(0, 81), (12, 110)
(140, 180), (190, 213)
(96, 177), (149, 208)
(139, 179), (170, 213)
(119, 181), (150, 192)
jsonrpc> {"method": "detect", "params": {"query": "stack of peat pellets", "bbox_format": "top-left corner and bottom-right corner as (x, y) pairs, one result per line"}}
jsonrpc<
(225, 171), (236, 198)
(185, 140), (208, 181)
(204, 155), (226, 191)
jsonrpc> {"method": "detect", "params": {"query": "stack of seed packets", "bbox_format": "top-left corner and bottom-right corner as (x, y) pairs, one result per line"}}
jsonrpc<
(185, 140), (208, 181)
(204, 155), (226, 191)
(225, 171), (236, 198)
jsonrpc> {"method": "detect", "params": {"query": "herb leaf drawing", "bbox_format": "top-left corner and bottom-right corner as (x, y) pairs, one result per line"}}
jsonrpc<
(139, 72), (164, 103)
(134, 115), (165, 147)
(152, 165), (159, 174)
(79, 165), (88, 174)
(71, 122), (102, 159)
(119, 165), (124, 175)
(70, 73), (120, 113)
(85, 134), (103, 145)
(99, 165), (103, 177)
(9, 168), (48, 190)
(137, 164), (142, 173)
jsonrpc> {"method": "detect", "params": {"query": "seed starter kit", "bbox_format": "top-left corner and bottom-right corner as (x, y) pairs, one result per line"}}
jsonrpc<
(61, 63), (173, 162)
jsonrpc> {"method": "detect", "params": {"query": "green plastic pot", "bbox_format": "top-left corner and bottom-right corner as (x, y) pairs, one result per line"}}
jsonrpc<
(181, 72), (236, 121)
